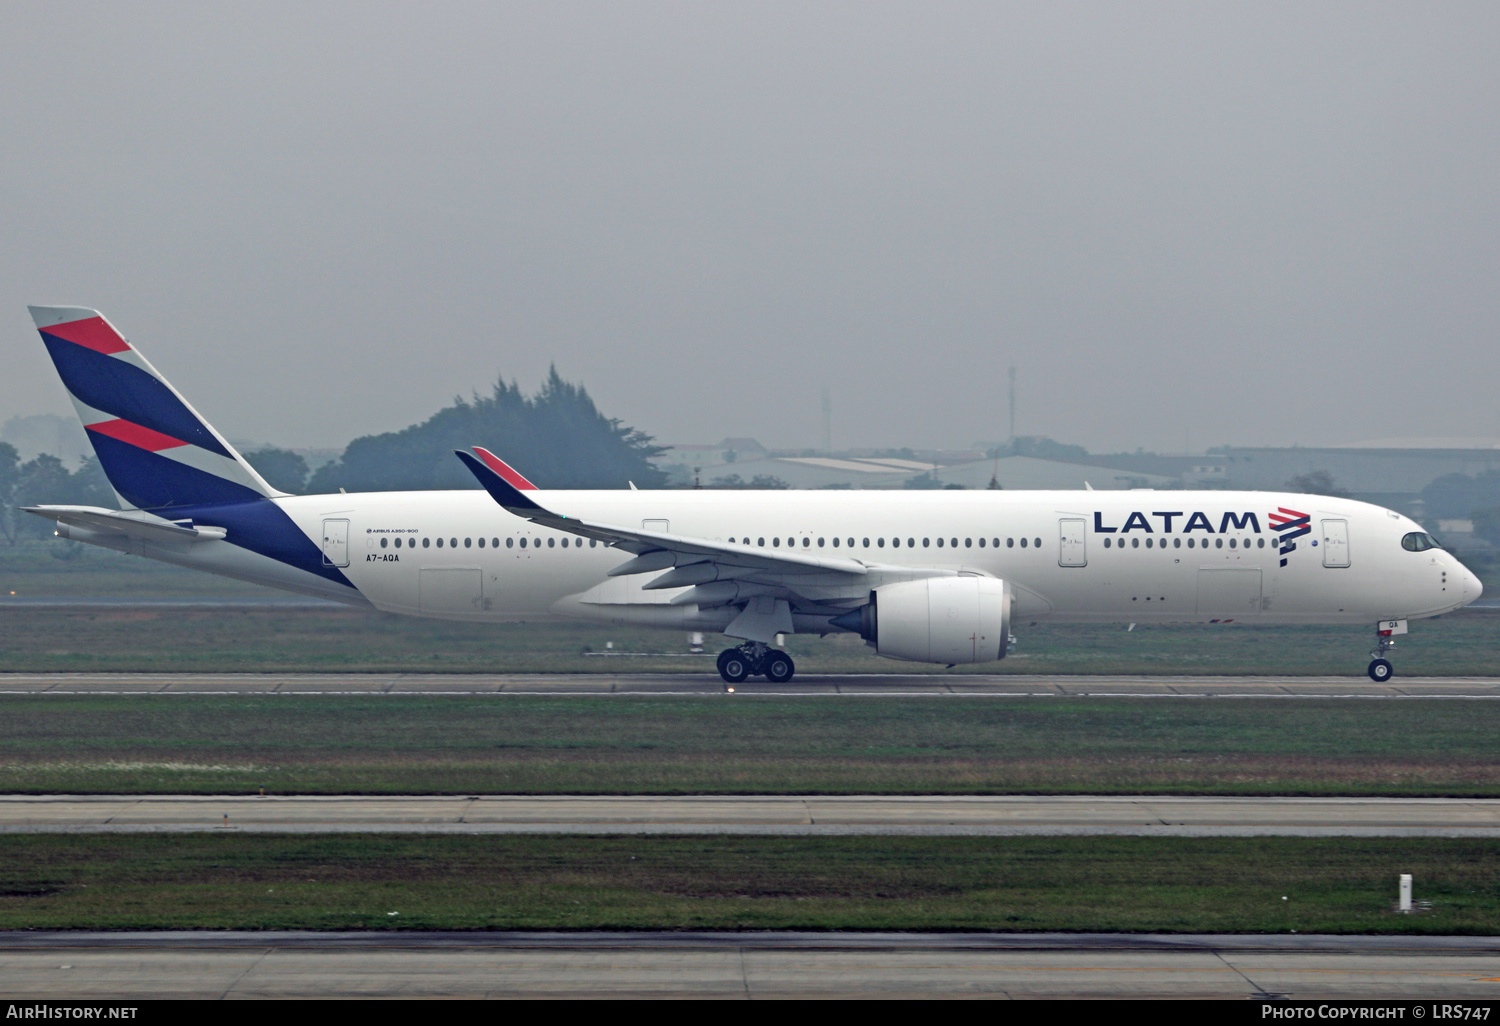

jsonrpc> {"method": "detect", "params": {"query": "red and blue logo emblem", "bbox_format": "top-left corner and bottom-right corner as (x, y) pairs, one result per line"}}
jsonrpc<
(1268, 507), (1311, 567)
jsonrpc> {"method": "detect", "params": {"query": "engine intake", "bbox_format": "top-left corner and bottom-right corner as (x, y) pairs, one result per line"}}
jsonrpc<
(831, 577), (1012, 664)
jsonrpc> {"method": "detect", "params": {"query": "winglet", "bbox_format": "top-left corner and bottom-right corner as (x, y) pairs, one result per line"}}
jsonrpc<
(454, 449), (547, 514)
(471, 446), (538, 490)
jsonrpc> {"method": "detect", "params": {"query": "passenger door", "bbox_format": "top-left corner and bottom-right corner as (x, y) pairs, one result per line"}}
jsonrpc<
(321, 519), (349, 567)
(1321, 520), (1351, 568)
(1058, 518), (1087, 567)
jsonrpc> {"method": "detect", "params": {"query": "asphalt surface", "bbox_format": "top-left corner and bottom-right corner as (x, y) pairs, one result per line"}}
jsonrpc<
(3, 671), (1499, 697)
(2, 795), (1496, 836)
(3, 932), (1496, 999)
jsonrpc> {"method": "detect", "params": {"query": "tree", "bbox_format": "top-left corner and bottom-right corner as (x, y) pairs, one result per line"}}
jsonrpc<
(244, 447), (310, 493)
(1471, 507), (1500, 545)
(708, 474), (789, 490)
(989, 436), (1091, 463)
(307, 368), (666, 493)
(1286, 470), (1348, 497)
(0, 442), (19, 546)
(0, 448), (120, 545)
(1421, 471), (1500, 519)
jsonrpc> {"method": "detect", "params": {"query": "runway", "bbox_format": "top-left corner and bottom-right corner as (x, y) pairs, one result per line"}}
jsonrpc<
(3, 671), (1499, 697)
(3, 795), (1497, 836)
(2, 932), (1496, 998)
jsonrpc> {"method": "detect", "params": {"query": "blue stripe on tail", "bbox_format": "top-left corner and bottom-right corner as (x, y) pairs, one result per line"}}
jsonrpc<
(40, 332), (232, 457)
(89, 435), (264, 511)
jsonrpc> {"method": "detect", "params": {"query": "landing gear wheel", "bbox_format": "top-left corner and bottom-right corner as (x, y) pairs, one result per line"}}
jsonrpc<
(1368, 658), (1393, 683)
(718, 649), (751, 684)
(763, 652), (795, 683)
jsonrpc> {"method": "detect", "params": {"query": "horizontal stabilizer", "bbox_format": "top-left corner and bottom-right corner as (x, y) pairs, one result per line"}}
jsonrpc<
(24, 505), (228, 543)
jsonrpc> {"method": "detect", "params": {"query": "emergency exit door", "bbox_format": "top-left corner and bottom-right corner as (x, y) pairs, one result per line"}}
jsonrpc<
(321, 519), (349, 567)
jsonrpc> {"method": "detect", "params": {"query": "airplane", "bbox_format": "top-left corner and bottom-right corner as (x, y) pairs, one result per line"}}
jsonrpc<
(21, 305), (1484, 685)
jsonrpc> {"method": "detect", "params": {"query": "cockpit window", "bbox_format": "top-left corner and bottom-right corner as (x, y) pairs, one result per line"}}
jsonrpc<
(1401, 532), (1441, 552)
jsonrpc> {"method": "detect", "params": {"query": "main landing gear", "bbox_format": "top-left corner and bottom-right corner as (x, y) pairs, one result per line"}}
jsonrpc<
(717, 643), (796, 684)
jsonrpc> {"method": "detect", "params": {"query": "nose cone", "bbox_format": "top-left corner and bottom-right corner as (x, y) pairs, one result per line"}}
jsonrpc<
(1462, 565), (1484, 605)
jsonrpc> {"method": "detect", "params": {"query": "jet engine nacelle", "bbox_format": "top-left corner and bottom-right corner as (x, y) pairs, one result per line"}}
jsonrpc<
(834, 576), (1012, 664)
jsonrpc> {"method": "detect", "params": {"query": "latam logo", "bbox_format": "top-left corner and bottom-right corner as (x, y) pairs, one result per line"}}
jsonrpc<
(1092, 508), (1312, 570)
(1267, 507), (1311, 568)
(1092, 511), (1260, 534)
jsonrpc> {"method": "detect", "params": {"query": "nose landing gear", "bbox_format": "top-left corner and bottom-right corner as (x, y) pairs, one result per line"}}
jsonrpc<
(1367, 621), (1404, 682)
(717, 642), (796, 685)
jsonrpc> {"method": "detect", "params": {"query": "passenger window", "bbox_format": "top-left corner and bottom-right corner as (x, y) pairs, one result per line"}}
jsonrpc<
(492, 538), (499, 548)
(950, 538), (958, 548)
(544, 538), (552, 548)
(1174, 538), (1181, 549)
(1007, 538), (1014, 548)
(1035, 538), (1041, 548)
(937, 538), (944, 547)
(450, 538), (457, 548)
(506, 537), (514, 548)
(818, 538), (825, 547)
(892, 538), (900, 548)
(1104, 537), (1111, 548)
(832, 537), (840, 547)
(436, 538), (444, 548)
(803, 538), (810, 547)
(773, 537), (781, 547)
(965, 538), (972, 548)
(561, 538), (569, 548)
(590, 539), (598, 548)
(1257, 538), (1265, 548)
(992, 539), (999, 547)
(863, 538), (870, 547)
(907, 538), (915, 548)
(1229, 538), (1236, 549)
(978, 538), (985, 548)
(423, 537), (431, 548)
(1215, 538), (1223, 549)
(519, 538), (527, 548)
(923, 538), (930, 547)
(380, 537), (388, 548)
(1020, 538), (1028, 548)
(1145, 538), (1152, 549)
(464, 538), (471, 548)
(848, 538), (855, 547)
(878, 538), (885, 548)
(477, 537), (484, 548)
(758, 537), (765, 546)
(1131, 537), (1139, 549)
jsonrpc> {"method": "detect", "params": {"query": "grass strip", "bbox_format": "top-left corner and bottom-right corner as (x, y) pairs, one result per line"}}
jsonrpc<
(0, 835), (1490, 933)
(0, 695), (1495, 795)
(2, 606), (1500, 675)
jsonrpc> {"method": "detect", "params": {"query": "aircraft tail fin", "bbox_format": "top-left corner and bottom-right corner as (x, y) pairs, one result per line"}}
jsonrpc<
(28, 306), (279, 511)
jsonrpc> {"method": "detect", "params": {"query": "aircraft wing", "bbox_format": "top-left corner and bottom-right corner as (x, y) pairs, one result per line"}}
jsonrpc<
(454, 448), (869, 588)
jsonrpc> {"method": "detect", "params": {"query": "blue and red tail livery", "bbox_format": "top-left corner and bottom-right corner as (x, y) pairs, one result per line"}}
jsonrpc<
(29, 306), (277, 511)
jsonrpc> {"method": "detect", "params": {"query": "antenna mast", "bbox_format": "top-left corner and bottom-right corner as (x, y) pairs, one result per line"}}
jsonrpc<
(1008, 365), (1017, 444)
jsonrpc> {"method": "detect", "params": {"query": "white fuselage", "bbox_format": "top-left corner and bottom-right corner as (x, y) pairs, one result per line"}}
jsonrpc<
(106, 489), (1481, 636)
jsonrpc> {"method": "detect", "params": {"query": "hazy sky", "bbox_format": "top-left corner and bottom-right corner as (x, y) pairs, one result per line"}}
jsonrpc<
(3, 2), (1497, 454)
